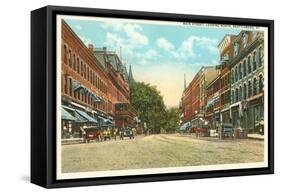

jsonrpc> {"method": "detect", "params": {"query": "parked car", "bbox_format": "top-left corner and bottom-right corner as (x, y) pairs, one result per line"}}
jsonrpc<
(120, 128), (135, 140)
(101, 129), (112, 141)
(219, 123), (234, 139)
(83, 129), (101, 143)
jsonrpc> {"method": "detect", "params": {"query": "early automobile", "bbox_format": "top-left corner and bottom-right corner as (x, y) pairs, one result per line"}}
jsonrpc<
(101, 129), (112, 141)
(219, 123), (234, 139)
(120, 128), (135, 140)
(83, 128), (101, 143)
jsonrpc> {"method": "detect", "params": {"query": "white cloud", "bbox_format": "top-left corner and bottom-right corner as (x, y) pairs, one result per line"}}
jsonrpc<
(75, 25), (82, 30)
(157, 37), (175, 51)
(79, 36), (92, 46)
(123, 23), (148, 46)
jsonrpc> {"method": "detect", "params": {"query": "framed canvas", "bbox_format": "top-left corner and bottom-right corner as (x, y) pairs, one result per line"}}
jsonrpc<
(31, 5), (274, 188)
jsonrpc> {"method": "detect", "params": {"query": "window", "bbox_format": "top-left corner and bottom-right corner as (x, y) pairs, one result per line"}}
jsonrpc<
(243, 60), (246, 77)
(84, 64), (86, 79)
(63, 45), (67, 64)
(73, 54), (76, 71)
(69, 78), (72, 96)
(235, 66), (238, 82)
(77, 58), (80, 73)
(90, 70), (92, 84)
(234, 42), (239, 56)
(248, 81), (252, 97)
(239, 63), (242, 80)
(81, 61), (83, 76)
(68, 50), (72, 68)
(253, 52), (257, 71)
(248, 56), (251, 74)
(259, 75), (264, 93)
(258, 47), (263, 66)
(243, 83), (247, 99)
(64, 75), (67, 94)
(253, 78), (257, 95)
(239, 86), (242, 101)
(242, 33), (248, 48)
(235, 88), (239, 102)
(87, 66), (89, 81)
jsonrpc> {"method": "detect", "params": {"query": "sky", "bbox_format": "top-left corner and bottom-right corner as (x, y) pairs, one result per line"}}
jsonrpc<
(64, 17), (240, 108)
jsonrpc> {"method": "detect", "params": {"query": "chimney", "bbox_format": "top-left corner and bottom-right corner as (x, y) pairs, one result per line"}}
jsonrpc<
(88, 44), (94, 53)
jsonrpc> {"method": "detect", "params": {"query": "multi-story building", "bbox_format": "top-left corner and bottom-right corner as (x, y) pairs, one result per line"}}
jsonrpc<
(217, 35), (236, 124)
(181, 66), (220, 127)
(60, 20), (137, 138)
(229, 31), (264, 134)
(205, 75), (221, 130)
(93, 48), (137, 129)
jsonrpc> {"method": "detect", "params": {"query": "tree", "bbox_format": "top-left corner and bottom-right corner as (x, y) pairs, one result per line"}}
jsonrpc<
(130, 82), (166, 134)
(164, 107), (180, 133)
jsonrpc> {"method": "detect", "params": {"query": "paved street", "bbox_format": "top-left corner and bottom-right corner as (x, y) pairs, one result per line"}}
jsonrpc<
(61, 134), (264, 173)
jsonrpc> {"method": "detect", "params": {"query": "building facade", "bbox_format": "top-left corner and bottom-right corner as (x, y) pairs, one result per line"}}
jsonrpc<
(230, 31), (264, 134)
(181, 66), (220, 127)
(60, 20), (137, 139)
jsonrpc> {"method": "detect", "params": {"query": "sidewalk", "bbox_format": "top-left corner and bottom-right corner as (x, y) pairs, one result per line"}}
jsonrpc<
(247, 134), (264, 140)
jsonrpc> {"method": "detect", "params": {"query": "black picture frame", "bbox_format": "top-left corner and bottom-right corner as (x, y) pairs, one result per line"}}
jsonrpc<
(31, 5), (274, 188)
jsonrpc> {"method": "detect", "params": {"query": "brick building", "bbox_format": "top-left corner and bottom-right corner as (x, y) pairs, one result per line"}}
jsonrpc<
(229, 31), (264, 134)
(181, 66), (220, 128)
(60, 20), (137, 138)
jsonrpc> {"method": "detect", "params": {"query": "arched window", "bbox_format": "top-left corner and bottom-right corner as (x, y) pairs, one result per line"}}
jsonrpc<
(243, 83), (247, 99)
(253, 51), (257, 71)
(243, 60), (246, 77)
(259, 75), (264, 92)
(253, 78), (257, 95)
(63, 45), (67, 64)
(248, 56), (251, 74)
(248, 81), (252, 97)
(68, 50), (72, 68)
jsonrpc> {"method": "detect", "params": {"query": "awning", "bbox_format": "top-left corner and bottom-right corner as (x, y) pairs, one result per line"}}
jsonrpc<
(179, 122), (191, 131)
(206, 96), (219, 109)
(98, 116), (113, 126)
(75, 109), (98, 123)
(90, 92), (101, 103)
(61, 107), (77, 121)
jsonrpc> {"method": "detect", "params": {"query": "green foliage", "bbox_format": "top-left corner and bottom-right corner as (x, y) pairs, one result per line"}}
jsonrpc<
(130, 82), (180, 134)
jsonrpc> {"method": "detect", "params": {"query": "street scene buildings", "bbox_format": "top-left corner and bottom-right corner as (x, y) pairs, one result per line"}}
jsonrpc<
(57, 17), (266, 177)
(180, 31), (264, 138)
(61, 20), (138, 141)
